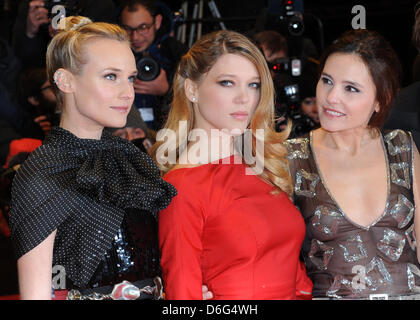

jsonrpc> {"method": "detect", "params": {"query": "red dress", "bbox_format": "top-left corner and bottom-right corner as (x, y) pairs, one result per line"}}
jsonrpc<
(159, 156), (312, 300)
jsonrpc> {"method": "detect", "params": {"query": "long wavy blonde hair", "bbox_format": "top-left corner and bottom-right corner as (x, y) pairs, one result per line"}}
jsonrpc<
(151, 30), (292, 196)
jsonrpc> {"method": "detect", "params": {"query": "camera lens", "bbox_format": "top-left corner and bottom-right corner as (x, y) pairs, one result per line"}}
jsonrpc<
(137, 56), (161, 81)
(288, 14), (304, 36)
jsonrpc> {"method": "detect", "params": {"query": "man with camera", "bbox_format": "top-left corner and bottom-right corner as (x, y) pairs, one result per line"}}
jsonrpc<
(12, 0), (116, 70)
(120, 0), (187, 131)
(253, 30), (319, 138)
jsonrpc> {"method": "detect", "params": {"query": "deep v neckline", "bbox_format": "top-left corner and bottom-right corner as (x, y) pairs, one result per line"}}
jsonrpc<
(309, 130), (391, 230)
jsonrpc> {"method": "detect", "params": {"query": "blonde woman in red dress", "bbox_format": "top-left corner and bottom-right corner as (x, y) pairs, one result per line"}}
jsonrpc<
(152, 30), (312, 300)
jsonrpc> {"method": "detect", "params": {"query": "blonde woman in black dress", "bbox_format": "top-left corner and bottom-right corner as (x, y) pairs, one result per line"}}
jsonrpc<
(10, 20), (176, 300)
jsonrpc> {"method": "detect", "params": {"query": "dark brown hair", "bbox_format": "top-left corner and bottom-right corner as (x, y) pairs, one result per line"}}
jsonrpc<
(253, 30), (288, 57)
(121, 0), (158, 16)
(319, 29), (401, 128)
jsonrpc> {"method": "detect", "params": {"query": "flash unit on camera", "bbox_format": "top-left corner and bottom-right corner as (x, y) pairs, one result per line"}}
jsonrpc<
(291, 59), (301, 77)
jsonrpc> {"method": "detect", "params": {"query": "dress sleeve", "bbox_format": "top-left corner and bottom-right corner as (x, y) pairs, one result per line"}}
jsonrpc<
(295, 260), (313, 300)
(158, 172), (205, 300)
(9, 150), (70, 259)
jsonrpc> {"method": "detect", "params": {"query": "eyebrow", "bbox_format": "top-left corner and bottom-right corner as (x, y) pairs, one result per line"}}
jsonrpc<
(217, 74), (260, 80)
(321, 72), (364, 88)
(103, 67), (138, 74)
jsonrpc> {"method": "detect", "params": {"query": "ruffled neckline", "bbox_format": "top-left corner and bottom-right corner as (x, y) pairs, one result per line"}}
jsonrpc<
(44, 126), (177, 212)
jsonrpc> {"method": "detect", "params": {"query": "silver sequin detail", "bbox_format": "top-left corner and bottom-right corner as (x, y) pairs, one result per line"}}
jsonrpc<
(311, 205), (342, 236)
(365, 257), (393, 291)
(114, 229), (135, 272)
(390, 194), (414, 229)
(377, 228), (406, 261)
(326, 275), (353, 299)
(384, 130), (411, 156)
(405, 224), (417, 251)
(407, 264), (420, 293)
(390, 162), (411, 189)
(308, 239), (334, 270)
(284, 138), (310, 160)
(295, 169), (320, 198)
(339, 234), (368, 263)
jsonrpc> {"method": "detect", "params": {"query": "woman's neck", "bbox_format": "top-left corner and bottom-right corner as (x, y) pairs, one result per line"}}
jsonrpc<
(315, 127), (378, 156)
(60, 114), (103, 140)
(178, 128), (236, 166)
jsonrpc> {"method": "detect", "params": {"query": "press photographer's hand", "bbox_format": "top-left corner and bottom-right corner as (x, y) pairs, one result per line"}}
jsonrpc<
(26, 0), (49, 38)
(34, 115), (52, 136)
(133, 68), (169, 96)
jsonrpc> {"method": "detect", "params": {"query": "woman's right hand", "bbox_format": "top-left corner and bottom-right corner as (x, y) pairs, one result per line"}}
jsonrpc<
(26, 0), (49, 38)
(34, 115), (52, 136)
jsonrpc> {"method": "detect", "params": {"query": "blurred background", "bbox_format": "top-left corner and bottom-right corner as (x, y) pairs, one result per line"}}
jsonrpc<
(163, 0), (418, 86)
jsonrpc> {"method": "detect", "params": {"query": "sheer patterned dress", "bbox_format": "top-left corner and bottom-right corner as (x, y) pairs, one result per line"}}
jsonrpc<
(285, 129), (420, 299)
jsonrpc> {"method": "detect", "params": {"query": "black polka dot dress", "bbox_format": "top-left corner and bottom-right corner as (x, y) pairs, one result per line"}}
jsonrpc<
(9, 127), (177, 288)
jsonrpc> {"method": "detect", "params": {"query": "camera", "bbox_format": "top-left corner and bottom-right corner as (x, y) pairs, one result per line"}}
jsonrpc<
(279, 11), (304, 37)
(136, 55), (161, 82)
(271, 62), (315, 138)
(268, 57), (301, 77)
(275, 81), (300, 121)
(275, 82), (315, 138)
(278, 0), (305, 37)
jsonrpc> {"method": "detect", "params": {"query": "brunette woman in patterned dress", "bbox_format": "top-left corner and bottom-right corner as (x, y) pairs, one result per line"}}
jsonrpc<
(285, 29), (420, 299)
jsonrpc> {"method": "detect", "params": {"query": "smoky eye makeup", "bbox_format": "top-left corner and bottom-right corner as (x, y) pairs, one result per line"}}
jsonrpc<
(249, 82), (261, 89)
(345, 85), (360, 93)
(128, 75), (137, 83)
(218, 80), (233, 87)
(104, 73), (117, 81)
(320, 75), (333, 85)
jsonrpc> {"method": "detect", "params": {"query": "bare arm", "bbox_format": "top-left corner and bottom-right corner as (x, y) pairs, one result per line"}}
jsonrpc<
(413, 144), (420, 263)
(17, 230), (56, 300)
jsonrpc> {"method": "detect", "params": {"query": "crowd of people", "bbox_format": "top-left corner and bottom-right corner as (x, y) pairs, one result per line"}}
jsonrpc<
(0, 0), (419, 300)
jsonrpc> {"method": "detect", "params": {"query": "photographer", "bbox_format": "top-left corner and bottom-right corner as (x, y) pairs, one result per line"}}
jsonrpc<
(12, 0), (117, 70)
(0, 37), (21, 102)
(297, 73), (320, 130)
(254, 30), (319, 138)
(16, 68), (59, 140)
(120, 0), (187, 131)
(107, 107), (154, 154)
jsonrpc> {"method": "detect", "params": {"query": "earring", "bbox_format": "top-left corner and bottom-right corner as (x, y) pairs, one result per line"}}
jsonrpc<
(56, 81), (65, 89)
(53, 71), (61, 85)
(191, 97), (197, 102)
